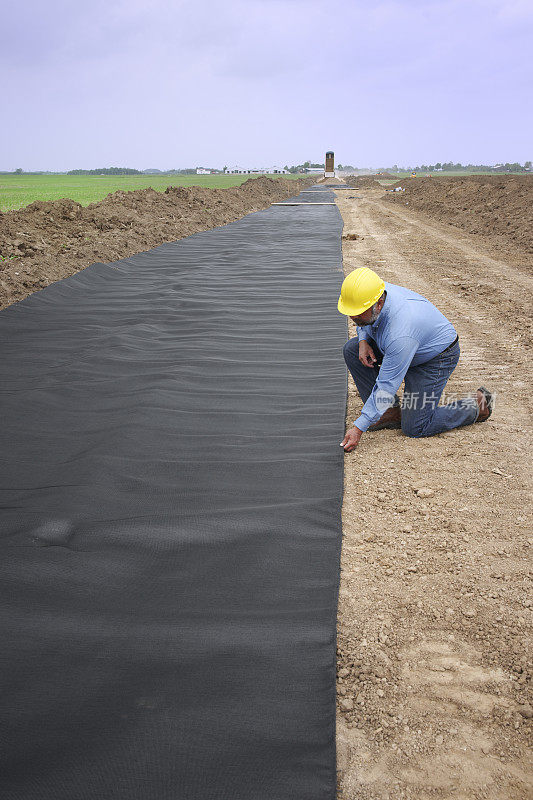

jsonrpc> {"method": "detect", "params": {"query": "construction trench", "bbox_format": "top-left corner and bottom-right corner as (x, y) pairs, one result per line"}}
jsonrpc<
(1, 177), (531, 799)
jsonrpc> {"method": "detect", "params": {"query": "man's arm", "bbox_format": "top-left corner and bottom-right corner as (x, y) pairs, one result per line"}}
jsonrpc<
(355, 336), (419, 431)
(341, 336), (419, 451)
(340, 425), (363, 452)
(359, 340), (377, 367)
(356, 325), (370, 342)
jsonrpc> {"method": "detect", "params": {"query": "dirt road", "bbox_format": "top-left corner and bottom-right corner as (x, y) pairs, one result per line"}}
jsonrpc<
(335, 188), (532, 799)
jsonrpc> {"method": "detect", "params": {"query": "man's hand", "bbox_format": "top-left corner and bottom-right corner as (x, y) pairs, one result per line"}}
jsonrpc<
(359, 340), (377, 367)
(340, 426), (363, 452)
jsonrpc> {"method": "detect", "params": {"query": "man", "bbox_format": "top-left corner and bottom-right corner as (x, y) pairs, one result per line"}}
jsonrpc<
(338, 267), (493, 452)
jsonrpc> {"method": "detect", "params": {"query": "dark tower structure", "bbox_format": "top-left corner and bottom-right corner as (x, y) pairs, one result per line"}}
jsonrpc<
(325, 151), (334, 177)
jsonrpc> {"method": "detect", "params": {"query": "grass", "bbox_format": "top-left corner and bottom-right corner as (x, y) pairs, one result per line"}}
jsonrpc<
(0, 173), (304, 212)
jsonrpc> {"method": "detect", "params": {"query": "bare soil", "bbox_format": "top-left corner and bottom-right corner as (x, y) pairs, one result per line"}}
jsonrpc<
(0, 176), (312, 310)
(335, 185), (532, 799)
(345, 176), (384, 189)
(318, 176), (347, 185)
(385, 175), (533, 256)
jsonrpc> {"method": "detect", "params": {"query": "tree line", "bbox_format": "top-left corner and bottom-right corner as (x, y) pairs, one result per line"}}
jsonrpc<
(67, 168), (200, 176)
(392, 161), (531, 173)
(6, 161), (531, 176)
(67, 167), (142, 175)
(282, 160), (532, 174)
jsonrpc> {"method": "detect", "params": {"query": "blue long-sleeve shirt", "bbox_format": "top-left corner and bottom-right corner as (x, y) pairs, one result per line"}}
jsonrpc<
(354, 282), (457, 431)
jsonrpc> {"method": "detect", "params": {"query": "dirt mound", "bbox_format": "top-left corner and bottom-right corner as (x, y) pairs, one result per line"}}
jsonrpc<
(344, 175), (383, 189)
(0, 176), (313, 310)
(384, 175), (533, 256)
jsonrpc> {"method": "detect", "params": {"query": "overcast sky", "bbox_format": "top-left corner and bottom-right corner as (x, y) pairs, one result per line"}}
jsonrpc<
(2, 0), (532, 171)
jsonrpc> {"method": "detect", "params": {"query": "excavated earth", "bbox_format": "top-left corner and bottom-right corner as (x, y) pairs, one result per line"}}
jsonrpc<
(0, 176), (312, 310)
(345, 176), (384, 189)
(385, 175), (533, 256)
(335, 179), (532, 800)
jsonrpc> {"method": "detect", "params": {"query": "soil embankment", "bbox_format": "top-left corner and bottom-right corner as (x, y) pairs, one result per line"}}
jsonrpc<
(384, 175), (533, 257)
(0, 176), (312, 309)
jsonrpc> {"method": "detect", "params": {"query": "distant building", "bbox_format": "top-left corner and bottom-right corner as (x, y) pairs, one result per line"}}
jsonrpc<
(228, 167), (288, 175)
(325, 151), (335, 178)
(196, 168), (211, 175)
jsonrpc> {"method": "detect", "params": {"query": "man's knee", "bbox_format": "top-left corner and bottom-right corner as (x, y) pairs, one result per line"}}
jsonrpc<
(401, 414), (429, 438)
(343, 338), (360, 366)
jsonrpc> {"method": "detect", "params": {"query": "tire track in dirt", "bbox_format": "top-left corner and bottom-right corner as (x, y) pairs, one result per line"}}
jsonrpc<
(373, 198), (532, 282)
(334, 191), (532, 800)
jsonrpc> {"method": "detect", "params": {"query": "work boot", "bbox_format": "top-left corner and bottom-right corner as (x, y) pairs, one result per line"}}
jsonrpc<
(475, 387), (493, 423)
(368, 406), (401, 431)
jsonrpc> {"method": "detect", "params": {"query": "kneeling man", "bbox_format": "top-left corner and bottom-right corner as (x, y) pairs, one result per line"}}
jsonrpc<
(338, 268), (492, 452)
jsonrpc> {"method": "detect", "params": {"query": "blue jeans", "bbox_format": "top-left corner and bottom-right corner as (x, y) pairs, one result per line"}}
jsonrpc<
(343, 338), (479, 437)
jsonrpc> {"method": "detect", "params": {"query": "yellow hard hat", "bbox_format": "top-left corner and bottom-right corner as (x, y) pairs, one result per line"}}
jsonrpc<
(337, 268), (385, 316)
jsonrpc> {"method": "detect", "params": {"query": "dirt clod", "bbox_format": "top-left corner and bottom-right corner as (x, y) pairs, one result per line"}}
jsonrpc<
(414, 487), (435, 498)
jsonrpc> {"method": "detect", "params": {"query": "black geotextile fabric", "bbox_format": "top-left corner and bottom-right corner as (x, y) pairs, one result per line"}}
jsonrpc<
(0, 192), (347, 800)
(277, 189), (336, 204)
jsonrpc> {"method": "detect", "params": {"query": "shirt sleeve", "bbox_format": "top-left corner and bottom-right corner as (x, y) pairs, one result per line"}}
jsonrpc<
(356, 325), (369, 342)
(354, 336), (419, 431)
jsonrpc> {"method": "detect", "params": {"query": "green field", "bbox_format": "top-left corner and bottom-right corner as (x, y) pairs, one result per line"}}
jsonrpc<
(0, 173), (304, 212)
